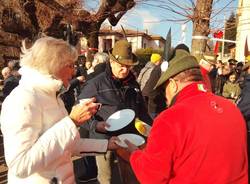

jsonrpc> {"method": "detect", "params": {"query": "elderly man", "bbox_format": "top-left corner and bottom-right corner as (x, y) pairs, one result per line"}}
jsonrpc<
(126, 50), (248, 184)
(78, 40), (152, 184)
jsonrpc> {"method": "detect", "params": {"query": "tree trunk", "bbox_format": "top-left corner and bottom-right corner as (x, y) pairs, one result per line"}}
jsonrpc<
(191, 0), (213, 59)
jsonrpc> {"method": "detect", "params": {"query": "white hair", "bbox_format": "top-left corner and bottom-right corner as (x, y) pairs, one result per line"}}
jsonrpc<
(20, 36), (78, 75)
(92, 52), (109, 67)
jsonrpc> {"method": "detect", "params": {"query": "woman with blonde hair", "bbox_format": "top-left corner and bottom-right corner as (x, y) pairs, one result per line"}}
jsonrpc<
(0, 36), (118, 184)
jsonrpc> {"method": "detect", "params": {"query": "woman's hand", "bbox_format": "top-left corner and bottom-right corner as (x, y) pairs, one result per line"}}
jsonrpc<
(69, 97), (99, 126)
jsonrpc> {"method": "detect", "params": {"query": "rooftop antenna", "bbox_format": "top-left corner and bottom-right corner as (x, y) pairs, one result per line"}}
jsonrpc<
(120, 25), (128, 41)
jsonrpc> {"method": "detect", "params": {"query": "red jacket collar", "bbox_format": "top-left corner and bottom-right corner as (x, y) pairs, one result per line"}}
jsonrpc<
(170, 82), (208, 107)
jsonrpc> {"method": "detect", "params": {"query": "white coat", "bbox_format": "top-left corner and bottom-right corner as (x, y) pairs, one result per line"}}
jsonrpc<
(0, 67), (108, 184)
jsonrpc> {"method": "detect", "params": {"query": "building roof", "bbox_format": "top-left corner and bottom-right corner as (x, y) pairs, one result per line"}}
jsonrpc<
(99, 27), (165, 42)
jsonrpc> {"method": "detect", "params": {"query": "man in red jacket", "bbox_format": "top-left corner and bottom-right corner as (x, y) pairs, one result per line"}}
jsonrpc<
(125, 50), (248, 184)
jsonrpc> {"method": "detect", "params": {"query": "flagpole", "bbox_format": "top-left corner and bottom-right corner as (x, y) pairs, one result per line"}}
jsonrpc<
(222, 15), (226, 60)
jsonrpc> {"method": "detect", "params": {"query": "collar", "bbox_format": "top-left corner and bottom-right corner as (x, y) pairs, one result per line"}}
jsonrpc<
(19, 66), (63, 95)
(169, 82), (208, 107)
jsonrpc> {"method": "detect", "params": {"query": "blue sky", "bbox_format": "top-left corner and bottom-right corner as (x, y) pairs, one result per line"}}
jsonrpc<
(87, 0), (238, 48)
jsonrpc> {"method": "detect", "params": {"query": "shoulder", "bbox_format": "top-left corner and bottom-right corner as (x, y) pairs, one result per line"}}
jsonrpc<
(4, 85), (38, 106)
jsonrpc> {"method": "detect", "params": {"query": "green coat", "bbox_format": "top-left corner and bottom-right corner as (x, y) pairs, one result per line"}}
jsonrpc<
(222, 81), (241, 102)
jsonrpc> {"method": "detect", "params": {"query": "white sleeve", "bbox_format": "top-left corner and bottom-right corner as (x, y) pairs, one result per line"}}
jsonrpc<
(72, 138), (108, 156)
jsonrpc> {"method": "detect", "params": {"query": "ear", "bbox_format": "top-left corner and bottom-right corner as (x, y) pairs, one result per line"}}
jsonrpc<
(169, 78), (178, 93)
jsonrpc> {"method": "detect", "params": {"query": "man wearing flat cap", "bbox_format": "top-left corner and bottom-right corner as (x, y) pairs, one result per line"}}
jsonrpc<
(125, 50), (248, 183)
(78, 40), (152, 184)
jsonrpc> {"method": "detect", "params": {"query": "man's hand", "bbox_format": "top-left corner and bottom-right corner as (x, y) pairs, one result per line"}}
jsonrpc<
(96, 121), (110, 133)
(107, 136), (121, 150)
(124, 139), (139, 153)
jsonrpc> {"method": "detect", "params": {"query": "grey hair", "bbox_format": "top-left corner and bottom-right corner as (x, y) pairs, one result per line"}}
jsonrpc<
(20, 36), (78, 75)
(92, 52), (109, 67)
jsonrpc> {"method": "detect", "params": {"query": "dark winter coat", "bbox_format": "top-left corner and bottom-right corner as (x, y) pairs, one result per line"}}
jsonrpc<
(237, 75), (250, 130)
(2, 75), (20, 99)
(61, 78), (81, 113)
(78, 63), (152, 139)
(142, 65), (166, 115)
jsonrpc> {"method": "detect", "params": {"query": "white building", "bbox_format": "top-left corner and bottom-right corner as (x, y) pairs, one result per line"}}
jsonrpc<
(236, 0), (250, 62)
(98, 27), (165, 52)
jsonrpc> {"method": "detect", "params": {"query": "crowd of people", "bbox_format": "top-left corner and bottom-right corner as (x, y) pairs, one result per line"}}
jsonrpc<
(0, 36), (250, 184)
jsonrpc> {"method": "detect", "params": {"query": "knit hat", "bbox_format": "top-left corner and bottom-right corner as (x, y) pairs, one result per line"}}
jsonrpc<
(150, 53), (162, 64)
(243, 62), (250, 71)
(154, 50), (200, 89)
(246, 55), (250, 62)
(109, 40), (138, 66)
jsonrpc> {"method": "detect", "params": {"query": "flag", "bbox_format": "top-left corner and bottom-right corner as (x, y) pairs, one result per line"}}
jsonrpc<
(213, 30), (223, 55)
(244, 36), (249, 57)
(163, 28), (171, 61)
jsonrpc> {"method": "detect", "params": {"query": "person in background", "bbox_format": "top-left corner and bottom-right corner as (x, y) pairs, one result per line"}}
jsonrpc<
(237, 59), (250, 179)
(78, 40), (152, 184)
(198, 53), (216, 92)
(222, 72), (241, 103)
(1, 67), (11, 80)
(85, 61), (92, 75)
(137, 53), (162, 91)
(86, 52), (109, 80)
(0, 36), (119, 184)
(75, 55), (88, 79)
(228, 58), (237, 71)
(137, 53), (163, 118)
(61, 75), (85, 113)
(2, 60), (21, 99)
(214, 64), (231, 96)
(125, 50), (248, 184)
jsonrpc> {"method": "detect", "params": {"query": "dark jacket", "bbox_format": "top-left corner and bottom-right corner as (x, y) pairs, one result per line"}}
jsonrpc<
(142, 65), (166, 114)
(78, 63), (152, 139)
(61, 78), (81, 113)
(237, 75), (250, 130)
(3, 75), (20, 99)
(86, 63), (107, 80)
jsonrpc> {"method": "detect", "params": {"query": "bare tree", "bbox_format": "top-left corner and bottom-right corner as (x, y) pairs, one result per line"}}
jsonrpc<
(136, 0), (236, 58)
(0, 0), (135, 64)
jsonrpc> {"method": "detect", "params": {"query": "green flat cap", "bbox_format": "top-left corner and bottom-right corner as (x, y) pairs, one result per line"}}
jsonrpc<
(109, 40), (138, 66)
(154, 49), (200, 89)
